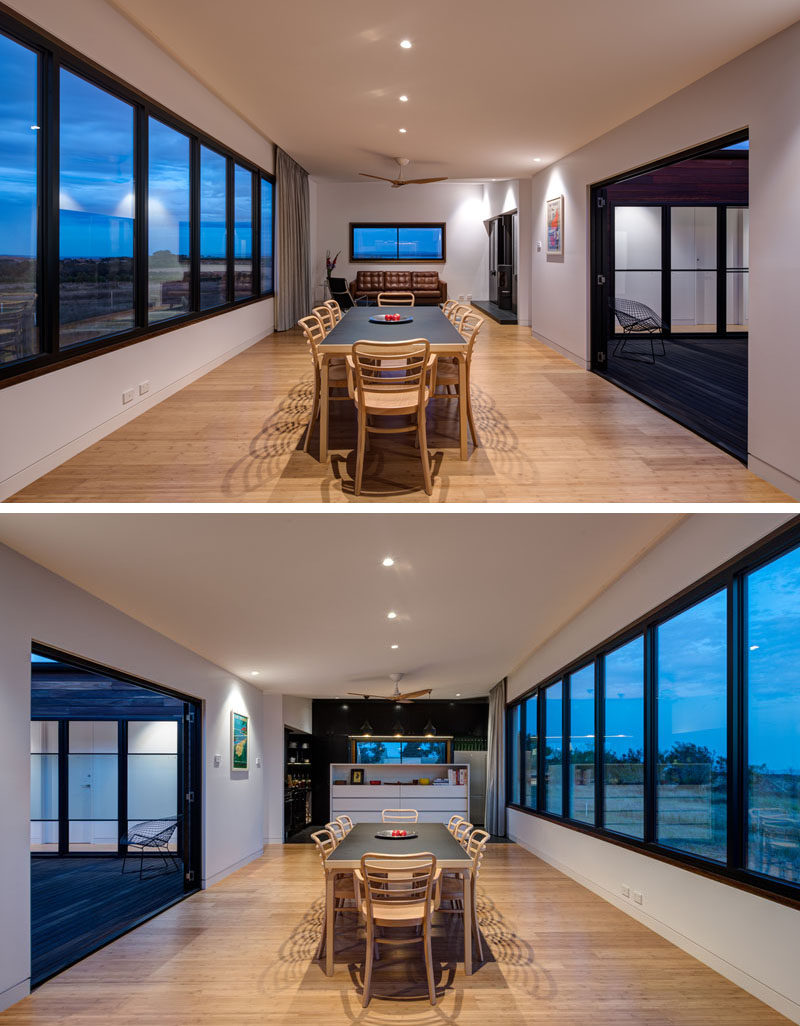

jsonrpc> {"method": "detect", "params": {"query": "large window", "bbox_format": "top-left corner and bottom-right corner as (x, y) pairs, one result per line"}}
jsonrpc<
(353, 739), (448, 764)
(0, 13), (274, 383)
(0, 32), (39, 364)
(350, 222), (445, 261)
(506, 523), (800, 903)
(148, 118), (191, 324)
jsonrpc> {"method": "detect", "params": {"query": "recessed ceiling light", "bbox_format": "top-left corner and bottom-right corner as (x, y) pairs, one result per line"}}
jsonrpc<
(391, 644), (399, 650)
(250, 671), (260, 676)
(387, 611), (397, 619)
(455, 692), (461, 697)
(400, 39), (412, 49)
(399, 95), (408, 102)
(382, 556), (395, 567)
(399, 128), (407, 134)
(533, 157), (542, 163)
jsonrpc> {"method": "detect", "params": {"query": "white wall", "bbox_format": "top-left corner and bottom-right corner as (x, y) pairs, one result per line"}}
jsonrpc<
(0, 542), (268, 1013)
(282, 695), (313, 733)
(0, 0), (276, 499)
(481, 180), (532, 325)
(507, 511), (799, 1024)
(311, 180), (487, 305)
(528, 18), (800, 495)
(261, 694), (313, 845)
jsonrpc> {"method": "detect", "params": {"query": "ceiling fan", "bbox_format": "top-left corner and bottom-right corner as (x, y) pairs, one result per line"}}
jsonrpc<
(348, 672), (432, 703)
(359, 157), (448, 188)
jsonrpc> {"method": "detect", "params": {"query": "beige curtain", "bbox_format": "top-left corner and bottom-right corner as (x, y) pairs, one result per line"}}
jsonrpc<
(275, 147), (311, 331)
(485, 678), (507, 836)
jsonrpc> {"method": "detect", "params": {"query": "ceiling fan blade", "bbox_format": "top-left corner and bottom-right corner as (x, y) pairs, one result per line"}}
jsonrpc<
(359, 173), (399, 183)
(347, 691), (380, 699)
(405, 177), (449, 185)
(397, 688), (433, 700)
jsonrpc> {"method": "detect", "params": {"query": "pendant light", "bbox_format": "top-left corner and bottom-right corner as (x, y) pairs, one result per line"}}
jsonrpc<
(359, 720), (373, 737)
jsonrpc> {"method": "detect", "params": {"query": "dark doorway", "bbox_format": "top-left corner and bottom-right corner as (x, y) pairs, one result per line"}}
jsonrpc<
(474, 210), (518, 324)
(30, 646), (202, 985)
(590, 133), (748, 461)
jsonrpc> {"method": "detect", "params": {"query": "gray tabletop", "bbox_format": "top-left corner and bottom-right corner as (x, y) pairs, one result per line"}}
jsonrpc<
(321, 306), (463, 347)
(326, 822), (471, 866)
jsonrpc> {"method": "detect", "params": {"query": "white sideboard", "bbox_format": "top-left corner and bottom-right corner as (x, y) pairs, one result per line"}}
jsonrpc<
(329, 763), (469, 825)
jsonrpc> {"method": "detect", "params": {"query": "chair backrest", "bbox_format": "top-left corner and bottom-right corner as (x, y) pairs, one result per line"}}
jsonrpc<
(336, 814), (354, 833)
(360, 852), (436, 918)
(441, 299), (459, 321)
(611, 298), (664, 331)
(310, 828), (337, 868)
(377, 291), (415, 307)
(453, 820), (473, 845)
(458, 312), (484, 359)
(297, 314), (326, 368)
(123, 818), (179, 846)
(325, 819), (346, 843)
(447, 815), (464, 834)
(381, 808), (420, 823)
(324, 299), (343, 323)
(465, 828), (490, 880)
(312, 304), (335, 335)
(350, 341), (431, 414)
(328, 277), (355, 310)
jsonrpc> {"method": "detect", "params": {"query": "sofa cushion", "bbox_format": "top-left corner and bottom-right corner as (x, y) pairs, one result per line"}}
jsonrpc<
(355, 271), (385, 292)
(411, 271), (441, 294)
(384, 271), (413, 290)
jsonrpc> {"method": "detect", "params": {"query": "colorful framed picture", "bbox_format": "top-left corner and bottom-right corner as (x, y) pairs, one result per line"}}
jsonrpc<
(231, 711), (249, 770)
(349, 767), (364, 785)
(546, 195), (563, 256)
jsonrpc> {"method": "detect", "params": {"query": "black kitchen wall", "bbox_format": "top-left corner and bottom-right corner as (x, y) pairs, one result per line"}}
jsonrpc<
(311, 698), (488, 824)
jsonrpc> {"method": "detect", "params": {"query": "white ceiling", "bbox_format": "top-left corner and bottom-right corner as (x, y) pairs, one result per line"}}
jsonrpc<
(0, 513), (684, 698)
(107, 0), (800, 180)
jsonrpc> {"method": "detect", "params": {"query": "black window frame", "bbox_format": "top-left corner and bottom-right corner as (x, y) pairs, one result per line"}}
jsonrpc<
(506, 516), (800, 909)
(349, 222), (446, 262)
(0, 6), (275, 390)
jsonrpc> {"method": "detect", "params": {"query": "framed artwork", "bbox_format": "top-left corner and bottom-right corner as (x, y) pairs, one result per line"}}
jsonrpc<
(349, 767), (364, 785)
(231, 711), (249, 770)
(546, 195), (563, 255)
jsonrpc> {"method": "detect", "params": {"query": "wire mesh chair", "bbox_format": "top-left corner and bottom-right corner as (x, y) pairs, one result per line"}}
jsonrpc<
(610, 298), (666, 363)
(120, 818), (180, 879)
(329, 276), (368, 311)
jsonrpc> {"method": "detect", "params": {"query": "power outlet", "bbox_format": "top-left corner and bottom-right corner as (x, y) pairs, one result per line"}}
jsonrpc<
(122, 388), (135, 405)
(633, 891), (643, 905)
(466, 293), (473, 302)
(621, 884), (630, 898)
(138, 380), (150, 396)
(458, 294), (465, 301)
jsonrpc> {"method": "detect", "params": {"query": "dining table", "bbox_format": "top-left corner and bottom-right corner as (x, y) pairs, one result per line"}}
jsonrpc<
(317, 305), (471, 461)
(323, 821), (475, 977)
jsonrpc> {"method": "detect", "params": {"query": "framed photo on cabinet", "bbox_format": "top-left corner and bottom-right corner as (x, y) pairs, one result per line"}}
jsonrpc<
(546, 195), (563, 255)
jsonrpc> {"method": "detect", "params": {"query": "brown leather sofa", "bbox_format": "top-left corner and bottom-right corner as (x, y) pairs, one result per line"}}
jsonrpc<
(349, 270), (447, 305)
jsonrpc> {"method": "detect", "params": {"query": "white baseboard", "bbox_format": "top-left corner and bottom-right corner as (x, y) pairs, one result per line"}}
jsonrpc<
(530, 329), (588, 368)
(509, 830), (800, 1025)
(203, 846), (264, 889)
(263, 836), (284, 845)
(0, 331), (265, 501)
(0, 979), (29, 1015)
(747, 454), (800, 501)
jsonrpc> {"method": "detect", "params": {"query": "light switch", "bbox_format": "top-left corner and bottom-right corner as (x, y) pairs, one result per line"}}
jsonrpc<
(213, 754), (221, 767)
(256, 756), (262, 768)
(536, 241), (542, 252)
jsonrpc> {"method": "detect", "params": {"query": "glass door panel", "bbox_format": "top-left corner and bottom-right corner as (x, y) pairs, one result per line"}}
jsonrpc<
(726, 207), (749, 331)
(68, 721), (118, 851)
(670, 207), (717, 332)
(30, 721), (59, 852)
(613, 206), (662, 330)
(127, 720), (179, 850)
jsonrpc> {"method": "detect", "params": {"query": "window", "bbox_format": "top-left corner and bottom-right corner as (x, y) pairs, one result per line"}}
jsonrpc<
(569, 664), (595, 824)
(233, 164), (253, 300)
(350, 222), (445, 261)
(30, 721), (58, 851)
(199, 146), (227, 310)
(524, 694), (537, 808)
(509, 704), (521, 805)
(260, 177), (273, 294)
(544, 681), (563, 815)
(746, 544), (800, 883)
(353, 739), (448, 763)
(657, 590), (727, 862)
(59, 69), (135, 348)
(0, 31), (39, 365)
(148, 118), (191, 324)
(604, 636), (645, 838)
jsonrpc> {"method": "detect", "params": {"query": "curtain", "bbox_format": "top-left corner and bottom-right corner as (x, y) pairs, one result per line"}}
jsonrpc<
(485, 678), (507, 836)
(275, 147), (311, 331)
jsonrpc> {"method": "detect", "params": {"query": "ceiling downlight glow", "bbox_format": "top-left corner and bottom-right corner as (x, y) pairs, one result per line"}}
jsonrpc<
(387, 611), (398, 619)
(399, 39), (412, 49)
(382, 556), (395, 567)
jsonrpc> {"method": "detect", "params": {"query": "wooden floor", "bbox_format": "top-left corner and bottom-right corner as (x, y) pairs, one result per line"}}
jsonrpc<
(10, 315), (791, 502)
(2, 842), (790, 1025)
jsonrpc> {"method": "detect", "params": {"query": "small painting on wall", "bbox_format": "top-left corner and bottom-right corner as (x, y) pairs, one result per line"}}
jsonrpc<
(546, 195), (563, 256)
(231, 711), (249, 770)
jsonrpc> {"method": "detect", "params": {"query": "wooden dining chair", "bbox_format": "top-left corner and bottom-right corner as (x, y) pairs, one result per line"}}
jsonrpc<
(312, 304), (335, 335)
(336, 814), (354, 834)
(324, 299), (343, 324)
(356, 852), (438, 1006)
(436, 828), (490, 962)
(447, 815), (465, 835)
(377, 291), (415, 307)
(381, 808), (419, 823)
(325, 819), (346, 843)
(453, 820), (473, 846)
(297, 314), (351, 454)
(447, 302), (470, 326)
(311, 828), (357, 961)
(440, 299), (459, 320)
(431, 311), (484, 448)
(347, 340), (437, 496)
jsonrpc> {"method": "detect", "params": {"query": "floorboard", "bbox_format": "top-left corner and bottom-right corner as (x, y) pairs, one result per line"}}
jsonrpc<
(8, 314), (790, 502)
(3, 843), (791, 1025)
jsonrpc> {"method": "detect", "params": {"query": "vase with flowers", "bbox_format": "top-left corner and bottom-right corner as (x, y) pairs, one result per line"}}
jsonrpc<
(325, 249), (341, 291)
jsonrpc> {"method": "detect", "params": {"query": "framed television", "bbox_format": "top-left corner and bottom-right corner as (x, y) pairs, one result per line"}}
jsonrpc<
(350, 222), (446, 262)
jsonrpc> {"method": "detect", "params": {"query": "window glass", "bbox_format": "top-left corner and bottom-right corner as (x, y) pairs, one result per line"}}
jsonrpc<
(148, 118), (190, 323)
(746, 545), (800, 883)
(199, 146), (227, 309)
(59, 69), (134, 347)
(604, 637), (645, 838)
(353, 226), (397, 260)
(233, 164), (253, 300)
(509, 705), (521, 805)
(657, 590), (727, 862)
(524, 694), (537, 808)
(0, 32), (39, 364)
(569, 664), (595, 824)
(67, 720), (118, 851)
(544, 682), (563, 815)
(260, 177), (273, 293)
(398, 226), (443, 259)
(30, 721), (58, 851)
